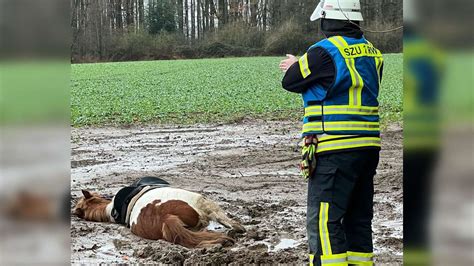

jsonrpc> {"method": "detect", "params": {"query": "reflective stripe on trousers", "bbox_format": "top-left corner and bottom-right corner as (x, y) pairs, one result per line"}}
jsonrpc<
(309, 252), (373, 266)
(321, 253), (348, 265)
(318, 202), (349, 265)
(307, 151), (379, 266)
(347, 251), (374, 265)
(319, 202), (332, 255)
(309, 253), (349, 266)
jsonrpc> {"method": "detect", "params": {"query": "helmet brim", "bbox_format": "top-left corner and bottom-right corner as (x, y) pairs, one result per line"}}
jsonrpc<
(310, 3), (324, 21)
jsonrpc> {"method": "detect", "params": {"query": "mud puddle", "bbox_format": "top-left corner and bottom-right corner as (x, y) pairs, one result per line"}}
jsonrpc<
(71, 120), (403, 264)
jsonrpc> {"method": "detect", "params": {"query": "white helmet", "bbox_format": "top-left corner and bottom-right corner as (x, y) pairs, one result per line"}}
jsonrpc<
(310, 0), (364, 22)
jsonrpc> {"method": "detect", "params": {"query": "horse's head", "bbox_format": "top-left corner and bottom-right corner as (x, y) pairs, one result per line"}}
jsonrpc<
(74, 190), (111, 222)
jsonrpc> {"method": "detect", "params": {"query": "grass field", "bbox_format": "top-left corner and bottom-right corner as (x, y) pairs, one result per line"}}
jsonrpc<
(71, 54), (402, 126)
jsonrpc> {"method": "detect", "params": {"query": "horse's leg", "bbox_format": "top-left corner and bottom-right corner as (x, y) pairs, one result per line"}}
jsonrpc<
(197, 214), (210, 229)
(196, 198), (245, 233)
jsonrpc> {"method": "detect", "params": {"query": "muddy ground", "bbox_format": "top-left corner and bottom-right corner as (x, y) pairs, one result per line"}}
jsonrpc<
(71, 120), (402, 265)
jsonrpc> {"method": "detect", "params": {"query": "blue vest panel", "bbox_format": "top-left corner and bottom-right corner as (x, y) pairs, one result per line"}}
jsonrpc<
(302, 36), (383, 137)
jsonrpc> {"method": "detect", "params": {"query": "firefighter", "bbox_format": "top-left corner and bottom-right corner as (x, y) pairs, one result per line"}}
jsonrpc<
(403, 0), (443, 263)
(279, 1), (383, 265)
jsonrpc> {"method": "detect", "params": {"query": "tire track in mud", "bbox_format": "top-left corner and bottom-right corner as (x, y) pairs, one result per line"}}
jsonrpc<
(71, 120), (403, 264)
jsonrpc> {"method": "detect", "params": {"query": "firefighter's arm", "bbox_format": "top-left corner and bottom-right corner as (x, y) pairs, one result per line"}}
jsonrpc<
(281, 48), (332, 93)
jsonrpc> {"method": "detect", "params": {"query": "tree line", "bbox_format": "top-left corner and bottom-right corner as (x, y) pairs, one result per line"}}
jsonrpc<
(71, 0), (402, 63)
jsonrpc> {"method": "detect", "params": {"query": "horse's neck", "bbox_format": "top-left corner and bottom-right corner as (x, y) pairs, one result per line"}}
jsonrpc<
(87, 201), (113, 222)
(105, 201), (115, 222)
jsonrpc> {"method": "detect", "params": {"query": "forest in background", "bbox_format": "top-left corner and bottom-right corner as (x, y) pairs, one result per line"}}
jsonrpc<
(71, 0), (402, 63)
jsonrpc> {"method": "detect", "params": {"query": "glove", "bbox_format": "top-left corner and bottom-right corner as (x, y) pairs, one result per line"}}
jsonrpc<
(300, 136), (318, 179)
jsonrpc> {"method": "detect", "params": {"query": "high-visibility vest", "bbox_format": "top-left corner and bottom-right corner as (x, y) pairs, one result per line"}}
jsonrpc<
(300, 36), (383, 153)
(404, 35), (443, 151)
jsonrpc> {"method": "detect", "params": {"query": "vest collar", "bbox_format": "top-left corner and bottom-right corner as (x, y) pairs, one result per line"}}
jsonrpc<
(321, 18), (364, 39)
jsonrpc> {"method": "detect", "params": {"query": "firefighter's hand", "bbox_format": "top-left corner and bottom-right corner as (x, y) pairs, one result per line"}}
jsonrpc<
(279, 54), (298, 73)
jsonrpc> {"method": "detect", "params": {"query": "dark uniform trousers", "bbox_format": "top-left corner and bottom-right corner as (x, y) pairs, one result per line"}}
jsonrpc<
(307, 149), (379, 266)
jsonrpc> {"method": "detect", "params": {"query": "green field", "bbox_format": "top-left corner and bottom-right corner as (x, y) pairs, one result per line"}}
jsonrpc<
(71, 54), (402, 126)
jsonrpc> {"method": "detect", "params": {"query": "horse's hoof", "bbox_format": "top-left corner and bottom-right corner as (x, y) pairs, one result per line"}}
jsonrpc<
(221, 238), (235, 247)
(233, 224), (246, 233)
(228, 226), (246, 239)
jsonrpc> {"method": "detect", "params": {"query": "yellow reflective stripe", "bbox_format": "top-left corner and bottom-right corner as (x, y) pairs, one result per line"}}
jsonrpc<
(349, 58), (364, 106)
(347, 261), (372, 266)
(322, 253), (347, 259)
(375, 56), (383, 85)
(306, 111), (323, 116)
(318, 142), (381, 154)
(317, 134), (355, 142)
(374, 57), (380, 84)
(299, 53), (311, 78)
(322, 108), (377, 112)
(318, 137), (381, 147)
(305, 106), (323, 112)
(326, 106), (378, 116)
(326, 127), (379, 132)
(322, 260), (348, 265)
(300, 135), (352, 147)
(321, 253), (348, 265)
(307, 105), (378, 111)
(327, 37), (351, 104)
(331, 38), (382, 59)
(305, 106), (323, 116)
(347, 251), (374, 258)
(317, 137), (381, 153)
(324, 110), (376, 115)
(329, 36), (348, 47)
(328, 37), (343, 49)
(303, 121), (380, 133)
(305, 105), (378, 116)
(319, 202), (332, 255)
(303, 122), (323, 133)
(342, 43), (382, 58)
(324, 121), (380, 131)
(324, 121), (379, 125)
(378, 56), (384, 77)
(329, 36), (366, 106)
(309, 254), (315, 266)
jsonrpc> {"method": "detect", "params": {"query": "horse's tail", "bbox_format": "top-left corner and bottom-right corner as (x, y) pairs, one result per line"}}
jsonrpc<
(162, 214), (235, 248)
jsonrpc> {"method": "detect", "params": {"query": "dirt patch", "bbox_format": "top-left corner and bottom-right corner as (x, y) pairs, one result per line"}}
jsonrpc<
(71, 119), (403, 264)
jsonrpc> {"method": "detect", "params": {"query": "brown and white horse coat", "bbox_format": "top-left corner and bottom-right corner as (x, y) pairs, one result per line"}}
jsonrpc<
(74, 187), (244, 248)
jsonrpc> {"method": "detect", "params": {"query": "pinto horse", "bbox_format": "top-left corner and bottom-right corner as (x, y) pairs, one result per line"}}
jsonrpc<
(74, 178), (244, 248)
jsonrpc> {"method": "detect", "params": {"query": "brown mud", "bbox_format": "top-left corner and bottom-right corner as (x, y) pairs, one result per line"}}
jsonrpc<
(71, 120), (403, 265)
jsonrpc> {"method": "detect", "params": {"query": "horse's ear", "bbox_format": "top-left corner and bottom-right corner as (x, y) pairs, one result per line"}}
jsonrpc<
(82, 190), (93, 199)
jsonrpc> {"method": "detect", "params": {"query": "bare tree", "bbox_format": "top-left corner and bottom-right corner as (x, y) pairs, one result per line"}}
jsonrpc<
(71, 0), (402, 62)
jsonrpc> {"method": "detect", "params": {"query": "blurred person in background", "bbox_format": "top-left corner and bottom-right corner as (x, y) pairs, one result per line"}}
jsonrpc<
(0, 0), (70, 264)
(403, 0), (444, 264)
(404, 0), (474, 265)
(279, 1), (384, 265)
(403, 20), (443, 266)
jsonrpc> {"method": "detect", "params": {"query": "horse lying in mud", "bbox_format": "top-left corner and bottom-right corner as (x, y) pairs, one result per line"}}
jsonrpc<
(74, 177), (245, 248)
